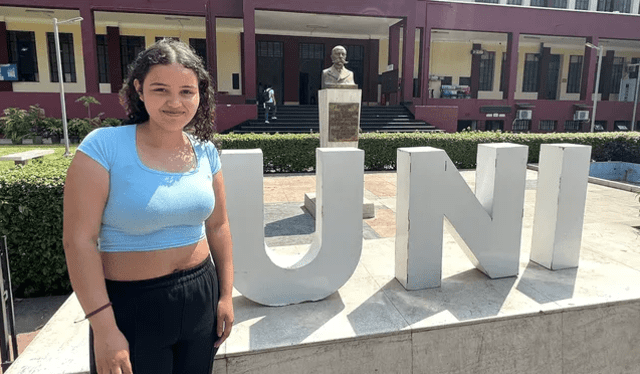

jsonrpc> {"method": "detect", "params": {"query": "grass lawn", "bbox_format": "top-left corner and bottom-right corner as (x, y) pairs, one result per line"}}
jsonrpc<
(0, 144), (77, 172)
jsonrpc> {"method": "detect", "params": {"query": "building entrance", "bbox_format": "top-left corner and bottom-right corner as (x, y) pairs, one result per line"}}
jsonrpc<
(299, 43), (324, 105)
(256, 41), (284, 104)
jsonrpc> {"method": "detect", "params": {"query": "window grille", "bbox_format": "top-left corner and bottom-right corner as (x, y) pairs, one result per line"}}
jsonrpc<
(96, 35), (109, 84)
(610, 57), (624, 94)
(258, 41), (283, 58)
(507, 0), (523, 4)
(531, 0), (567, 7)
(538, 120), (556, 131)
(46, 32), (76, 83)
(513, 120), (531, 132)
(564, 120), (582, 132)
(479, 52), (495, 91)
(500, 53), (508, 92)
(522, 54), (539, 92)
(120, 36), (145, 80)
(7, 31), (39, 82)
(575, 0), (589, 9)
(300, 44), (324, 60)
(597, 0), (631, 12)
(566, 55), (582, 94)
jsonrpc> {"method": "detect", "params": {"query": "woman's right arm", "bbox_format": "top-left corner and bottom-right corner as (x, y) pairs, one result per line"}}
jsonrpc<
(63, 151), (133, 374)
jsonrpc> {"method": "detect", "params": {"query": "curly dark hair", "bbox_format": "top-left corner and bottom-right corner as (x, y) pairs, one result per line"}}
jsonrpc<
(119, 38), (216, 142)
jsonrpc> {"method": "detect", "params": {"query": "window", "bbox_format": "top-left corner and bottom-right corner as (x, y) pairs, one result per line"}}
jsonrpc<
(459, 77), (471, 86)
(522, 54), (539, 92)
(610, 57), (624, 94)
(7, 30), (39, 82)
(513, 120), (531, 132)
(507, 0), (523, 4)
(300, 43), (324, 60)
(120, 36), (145, 80)
(566, 55), (583, 94)
(539, 120), (556, 131)
(564, 120), (582, 132)
(595, 120), (607, 132)
(575, 0), (589, 9)
(475, 0), (499, 3)
(156, 37), (179, 42)
(597, 0), (631, 12)
(442, 76), (452, 85)
(258, 41), (283, 58)
(614, 120), (630, 131)
(46, 32), (76, 83)
(189, 38), (207, 68)
(479, 51), (495, 91)
(531, 0), (567, 7)
(96, 35), (109, 84)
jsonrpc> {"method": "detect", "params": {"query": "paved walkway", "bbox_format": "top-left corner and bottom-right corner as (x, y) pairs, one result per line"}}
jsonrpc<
(9, 168), (640, 373)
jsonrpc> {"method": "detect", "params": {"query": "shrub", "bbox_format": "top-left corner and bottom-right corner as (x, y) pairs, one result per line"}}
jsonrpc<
(102, 118), (123, 127)
(1, 108), (31, 144)
(0, 156), (72, 297)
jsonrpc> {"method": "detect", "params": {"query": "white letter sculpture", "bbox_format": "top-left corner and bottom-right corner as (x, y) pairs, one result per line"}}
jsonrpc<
(395, 144), (528, 290)
(221, 148), (364, 306)
(530, 144), (592, 270)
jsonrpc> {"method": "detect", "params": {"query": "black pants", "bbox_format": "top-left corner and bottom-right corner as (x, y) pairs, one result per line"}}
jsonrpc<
(90, 257), (219, 374)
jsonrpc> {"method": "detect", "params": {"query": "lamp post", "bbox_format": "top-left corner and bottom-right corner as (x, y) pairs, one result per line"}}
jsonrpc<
(53, 17), (83, 156)
(585, 42), (603, 133)
(628, 63), (640, 132)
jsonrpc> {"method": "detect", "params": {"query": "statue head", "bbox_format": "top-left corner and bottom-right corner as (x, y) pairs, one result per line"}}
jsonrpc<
(331, 46), (348, 68)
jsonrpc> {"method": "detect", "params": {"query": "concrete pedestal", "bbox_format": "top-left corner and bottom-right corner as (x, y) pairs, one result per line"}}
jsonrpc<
(318, 88), (362, 148)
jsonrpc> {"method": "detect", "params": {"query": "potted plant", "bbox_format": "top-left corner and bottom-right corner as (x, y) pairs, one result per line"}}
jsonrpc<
(25, 105), (47, 144)
(0, 107), (31, 144)
(42, 117), (63, 144)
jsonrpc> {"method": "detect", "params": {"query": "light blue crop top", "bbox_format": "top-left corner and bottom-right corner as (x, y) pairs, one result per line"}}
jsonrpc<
(77, 125), (221, 252)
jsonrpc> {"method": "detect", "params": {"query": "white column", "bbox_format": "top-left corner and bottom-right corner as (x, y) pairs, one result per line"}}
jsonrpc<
(523, 0), (532, 7)
(221, 148), (364, 306)
(631, 0), (640, 14)
(395, 143), (528, 290)
(589, 0), (598, 11)
(530, 144), (592, 270)
(568, 0), (577, 10)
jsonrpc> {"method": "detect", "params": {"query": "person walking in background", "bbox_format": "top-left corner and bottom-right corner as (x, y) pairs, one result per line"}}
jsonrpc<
(63, 39), (234, 374)
(264, 84), (277, 123)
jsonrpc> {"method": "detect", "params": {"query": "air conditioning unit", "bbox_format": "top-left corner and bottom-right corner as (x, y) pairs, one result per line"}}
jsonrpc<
(516, 110), (532, 120)
(574, 110), (589, 121)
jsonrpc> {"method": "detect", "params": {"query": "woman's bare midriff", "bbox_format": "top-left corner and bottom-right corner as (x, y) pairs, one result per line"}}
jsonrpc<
(100, 238), (211, 281)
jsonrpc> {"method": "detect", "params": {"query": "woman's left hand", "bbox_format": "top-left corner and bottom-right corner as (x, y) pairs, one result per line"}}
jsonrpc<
(215, 295), (234, 348)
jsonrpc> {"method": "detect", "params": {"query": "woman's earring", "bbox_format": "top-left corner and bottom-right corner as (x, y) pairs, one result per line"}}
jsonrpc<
(138, 91), (144, 102)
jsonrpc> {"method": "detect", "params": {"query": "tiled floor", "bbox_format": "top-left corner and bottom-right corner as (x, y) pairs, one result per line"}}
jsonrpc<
(264, 172), (399, 239)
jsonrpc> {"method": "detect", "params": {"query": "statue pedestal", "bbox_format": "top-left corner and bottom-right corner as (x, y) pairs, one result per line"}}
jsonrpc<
(318, 88), (362, 148)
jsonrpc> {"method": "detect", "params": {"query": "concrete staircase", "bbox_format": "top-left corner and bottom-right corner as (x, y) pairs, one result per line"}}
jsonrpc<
(224, 105), (440, 134)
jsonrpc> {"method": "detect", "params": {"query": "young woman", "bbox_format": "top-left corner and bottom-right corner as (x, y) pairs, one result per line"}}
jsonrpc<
(63, 39), (233, 374)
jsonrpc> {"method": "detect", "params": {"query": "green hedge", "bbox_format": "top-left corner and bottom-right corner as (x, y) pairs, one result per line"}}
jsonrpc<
(220, 131), (640, 172)
(0, 155), (71, 297)
(1, 132), (639, 297)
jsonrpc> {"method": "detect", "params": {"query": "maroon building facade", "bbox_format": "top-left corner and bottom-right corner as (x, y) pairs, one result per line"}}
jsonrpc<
(1, 0), (639, 132)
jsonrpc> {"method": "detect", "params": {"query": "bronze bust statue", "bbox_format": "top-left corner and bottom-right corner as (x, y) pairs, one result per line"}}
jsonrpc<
(321, 46), (357, 89)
